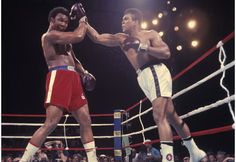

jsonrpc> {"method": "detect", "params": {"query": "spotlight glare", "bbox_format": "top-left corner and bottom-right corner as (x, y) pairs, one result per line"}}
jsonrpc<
(191, 40), (199, 47)
(187, 19), (197, 29)
(174, 26), (179, 31)
(172, 7), (177, 12)
(176, 45), (182, 51)
(158, 13), (163, 18)
(159, 31), (164, 37)
(167, 1), (171, 4)
(152, 19), (158, 25)
(141, 22), (148, 29)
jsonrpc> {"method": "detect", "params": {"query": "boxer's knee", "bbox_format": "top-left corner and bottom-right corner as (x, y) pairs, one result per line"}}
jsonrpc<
(153, 108), (168, 125)
(80, 114), (92, 128)
(42, 119), (58, 132)
(152, 97), (169, 124)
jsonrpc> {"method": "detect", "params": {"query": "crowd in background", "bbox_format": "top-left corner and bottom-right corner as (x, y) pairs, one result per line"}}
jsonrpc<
(2, 139), (234, 162)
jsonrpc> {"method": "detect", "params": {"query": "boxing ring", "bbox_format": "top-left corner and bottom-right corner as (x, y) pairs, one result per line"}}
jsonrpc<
(2, 31), (235, 161)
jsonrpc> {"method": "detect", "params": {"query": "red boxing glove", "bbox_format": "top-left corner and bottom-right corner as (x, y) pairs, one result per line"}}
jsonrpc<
(82, 71), (96, 91)
(70, 3), (87, 22)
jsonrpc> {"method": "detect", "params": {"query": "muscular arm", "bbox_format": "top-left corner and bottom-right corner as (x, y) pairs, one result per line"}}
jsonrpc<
(147, 30), (170, 59)
(45, 22), (87, 45)
(87, 23), (124, 47)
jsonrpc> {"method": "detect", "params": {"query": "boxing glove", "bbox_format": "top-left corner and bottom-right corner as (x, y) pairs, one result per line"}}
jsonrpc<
(70, 3), (87, 22)
(123, 37), (148, 53)
(82, 71), (96, 91)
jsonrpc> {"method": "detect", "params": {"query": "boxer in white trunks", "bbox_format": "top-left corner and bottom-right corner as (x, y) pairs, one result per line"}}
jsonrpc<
(86, 8), (207, 162)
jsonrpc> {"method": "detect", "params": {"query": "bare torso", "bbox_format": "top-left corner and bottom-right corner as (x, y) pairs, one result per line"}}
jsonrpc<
(41, 32), (75, 69)
(119, 30), (159, 71)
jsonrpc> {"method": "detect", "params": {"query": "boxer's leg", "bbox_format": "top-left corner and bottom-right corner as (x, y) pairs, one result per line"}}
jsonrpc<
(166, 99), (207, 162)
(152, 97), (174, 162)
(20, 105), (63, 162)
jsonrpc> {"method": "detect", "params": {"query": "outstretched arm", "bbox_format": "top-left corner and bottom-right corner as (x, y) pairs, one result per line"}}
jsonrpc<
(87, 23), (124, 47)
(147, 30), (171, 59)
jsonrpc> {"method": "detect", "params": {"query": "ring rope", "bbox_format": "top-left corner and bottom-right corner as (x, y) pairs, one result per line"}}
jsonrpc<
(138, 100), (146, 142)
(172, 61), (234, 99)
(123, 32), (234, 114)
(2, 33), (234, 154)
(122, 104), (152, 125)
(2, 125), (233, 151)
(125, 124), (233, 149)
(3, 61), (233, 127)
(2, 147), (114, 151)
(122, 61), (234, 125)
(122, 95), (234, 137)
(3, 94), (231, 139)
(2, 135), (114, 139)
(2, 113), (114, 118)
(217, 41), (235, 122)
(2, 33), (234, 119)
(1, 123), (114, 127)
(172, 31), (234, 81)
(63, 114), (69, 150)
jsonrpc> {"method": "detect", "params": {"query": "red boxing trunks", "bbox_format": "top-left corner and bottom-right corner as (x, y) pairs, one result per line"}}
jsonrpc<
(44, 66), (87, 112)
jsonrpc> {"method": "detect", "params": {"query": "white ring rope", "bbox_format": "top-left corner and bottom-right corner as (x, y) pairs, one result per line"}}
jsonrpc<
(3, 95), (233, 139)
(63, 114), (69, 150)
(3, 62), (233, 131)
(122, 104), (152, 125)
(1, 135), (114, 139)
(172, 61), (234, 99)
(122, 60), (234, 125)
(217, 41), (235, 122)
(123, 94), (234, 137)
(1, 123), (113, 126)
(2, 48), (235, 140)
(138, 100), (146, 142)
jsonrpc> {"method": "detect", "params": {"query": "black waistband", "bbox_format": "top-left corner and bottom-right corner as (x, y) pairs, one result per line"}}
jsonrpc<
(139, 61), (161, 71)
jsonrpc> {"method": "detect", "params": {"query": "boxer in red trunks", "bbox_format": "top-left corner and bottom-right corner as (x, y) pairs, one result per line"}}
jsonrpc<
(20, 4), (98, 162)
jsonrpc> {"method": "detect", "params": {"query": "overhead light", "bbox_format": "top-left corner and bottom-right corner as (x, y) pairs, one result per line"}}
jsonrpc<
(172, 7), (177, 12)
(158, 13), (163, 19)
(176, 45), (182, 51)
(191, 40), (199, 47)
(187, 19), (197, 29)
(141, 22), (148, 29)
(159, 31), (164, 37)
(152, 19), (159, 25)
(174, 26), (179, 31)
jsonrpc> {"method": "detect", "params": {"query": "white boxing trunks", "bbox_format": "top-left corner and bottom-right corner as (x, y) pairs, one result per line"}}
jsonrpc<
(137, 63), (172, 102)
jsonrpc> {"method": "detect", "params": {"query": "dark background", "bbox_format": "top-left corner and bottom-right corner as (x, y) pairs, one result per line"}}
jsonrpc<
(2, 0), (235, 157)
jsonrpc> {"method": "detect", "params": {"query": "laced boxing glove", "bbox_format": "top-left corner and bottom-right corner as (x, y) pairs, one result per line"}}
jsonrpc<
(123, 37), (148, 53)
(70, 3), (87, 22)
(81, 71), (96, 91)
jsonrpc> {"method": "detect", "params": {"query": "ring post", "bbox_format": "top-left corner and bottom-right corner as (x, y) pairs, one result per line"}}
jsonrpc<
(114, 109), (122, 161)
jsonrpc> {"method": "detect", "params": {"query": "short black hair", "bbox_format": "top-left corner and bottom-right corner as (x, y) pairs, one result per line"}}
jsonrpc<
(48, 7), (69, 22)
(124, 8), (143, 23)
